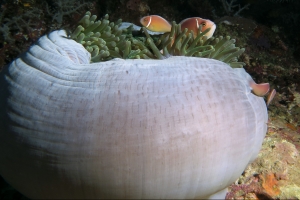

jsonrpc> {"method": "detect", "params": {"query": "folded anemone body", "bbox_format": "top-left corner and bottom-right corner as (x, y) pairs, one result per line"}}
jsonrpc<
(0, 30), (268, 199)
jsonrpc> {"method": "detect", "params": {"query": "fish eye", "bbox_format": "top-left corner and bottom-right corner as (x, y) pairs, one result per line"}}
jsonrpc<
(202, 23), (206, 26)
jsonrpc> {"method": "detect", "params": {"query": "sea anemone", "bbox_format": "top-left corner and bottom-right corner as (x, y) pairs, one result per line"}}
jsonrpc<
(0, 10), (269, 199)
(71, 11), (245, 68)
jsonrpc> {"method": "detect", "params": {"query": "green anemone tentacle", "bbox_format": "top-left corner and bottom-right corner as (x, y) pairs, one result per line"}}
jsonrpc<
(71, 11), (245, 68)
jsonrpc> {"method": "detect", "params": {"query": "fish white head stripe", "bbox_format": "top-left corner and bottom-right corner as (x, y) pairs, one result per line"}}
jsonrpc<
(146, 16), (152, 28)
(195, 18), (199, 29)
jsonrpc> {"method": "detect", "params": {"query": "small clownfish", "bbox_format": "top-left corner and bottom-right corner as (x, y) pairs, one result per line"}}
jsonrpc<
(140, 15), (216, 39)
(140, 15), (172, 32)
(249, 81), (270, 97)
(179, 17), (216, 39)
(248, 80), (278, 106)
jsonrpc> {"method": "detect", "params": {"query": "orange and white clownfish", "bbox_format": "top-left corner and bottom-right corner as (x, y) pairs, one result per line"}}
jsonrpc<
(249, 81), (276, 106)
(249, 81), (270, 97)
(140, 15), (172, 32)
(247, 79), (278, 106)
(140, 15), (216, 39)
(179, 17), (216, 39)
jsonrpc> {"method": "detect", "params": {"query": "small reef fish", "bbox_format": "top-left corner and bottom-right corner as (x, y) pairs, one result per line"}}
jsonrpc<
(140, 15), (172, 32)
(140, 15), (216, 39)
(249, 81), (270, 97)
(248, 80), (276, 106)
(179, 17), (216, 39)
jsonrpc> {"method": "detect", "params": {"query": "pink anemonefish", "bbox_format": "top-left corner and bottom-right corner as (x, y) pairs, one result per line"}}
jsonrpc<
(248, 80), (276, 106)
(140, 15), (172, 32)
(179, 17), (216, 39)
(249, 81), (270, 97)
(140, 15), (216, 39)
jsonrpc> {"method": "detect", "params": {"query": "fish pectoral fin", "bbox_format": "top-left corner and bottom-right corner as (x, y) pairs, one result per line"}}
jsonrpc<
(266, 89), (276, 106)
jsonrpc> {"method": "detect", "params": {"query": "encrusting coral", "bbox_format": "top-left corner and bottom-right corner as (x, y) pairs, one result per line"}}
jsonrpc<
(71, 11), (245, 68)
